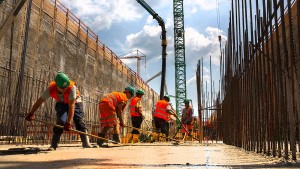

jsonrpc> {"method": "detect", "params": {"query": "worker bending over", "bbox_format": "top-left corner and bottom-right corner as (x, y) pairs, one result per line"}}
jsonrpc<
(97, 86), (134, 147)
(181, 98), (194, 142)
(129, 89), (145, 143)
(25, 72), (94, 150)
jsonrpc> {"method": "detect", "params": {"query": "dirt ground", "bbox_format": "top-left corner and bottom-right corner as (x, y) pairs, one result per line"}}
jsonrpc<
(0, 142), (299, 169)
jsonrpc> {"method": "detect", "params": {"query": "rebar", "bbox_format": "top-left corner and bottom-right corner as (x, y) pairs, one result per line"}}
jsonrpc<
(221, 0), (300, 160)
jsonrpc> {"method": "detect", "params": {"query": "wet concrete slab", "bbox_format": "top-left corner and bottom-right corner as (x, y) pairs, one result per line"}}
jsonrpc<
(0, 142), (299, 169)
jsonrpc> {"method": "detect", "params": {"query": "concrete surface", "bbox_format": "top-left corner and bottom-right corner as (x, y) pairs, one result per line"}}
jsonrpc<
(0, 142), (299, 169)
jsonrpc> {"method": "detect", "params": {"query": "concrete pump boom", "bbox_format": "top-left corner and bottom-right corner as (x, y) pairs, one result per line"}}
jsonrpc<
(136, 0), (167, 100)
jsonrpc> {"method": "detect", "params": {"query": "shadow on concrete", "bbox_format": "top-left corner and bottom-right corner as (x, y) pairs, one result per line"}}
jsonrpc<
(91, 162), (300, 168)
(0, 147), (49, 155)
(0, 159), (299, 169)
(0, 158), (111, 169)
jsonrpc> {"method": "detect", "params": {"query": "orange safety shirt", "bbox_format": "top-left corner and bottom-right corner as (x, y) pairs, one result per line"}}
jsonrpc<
(153, 100), (169, 121)
(99, 102), (118, 127)
(100, 92), (128, 111)
(130, 97), (141, 117)
(99, 92), (128, 127)
(49, 80), (80, 104)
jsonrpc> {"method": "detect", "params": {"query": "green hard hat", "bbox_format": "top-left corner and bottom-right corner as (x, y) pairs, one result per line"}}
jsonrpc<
(136, 89), (144, 95)
(124, 86), (134, 95)
(54, 72), (70, 88)
(163, 95), (170, 101)
(183, 98), (190, 103)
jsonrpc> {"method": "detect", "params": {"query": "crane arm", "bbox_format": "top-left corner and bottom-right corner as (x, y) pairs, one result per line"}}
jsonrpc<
(145, 71), (162, 83)
(120, 56), (144, 59)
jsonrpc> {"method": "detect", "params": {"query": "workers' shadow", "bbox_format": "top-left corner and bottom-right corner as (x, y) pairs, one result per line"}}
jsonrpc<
(0, 158), (299, 168)
(0, 147), (48, 155)
(0, 158), (111, 169)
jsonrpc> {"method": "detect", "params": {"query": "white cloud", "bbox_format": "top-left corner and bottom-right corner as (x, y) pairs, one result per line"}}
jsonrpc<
(203, 75), (211, 83)
(185, 26), (227, 65)
(203, 67), (209, 73)
(187, 74), (211, 85)
(185, 0), (229, 10)
(146, 16), (155, 25)
(60, 0), (142, 31)
(187, 76), (196, 86)
(143, 25), (161, 37)
(123, 18), (174, 62)
(191, 6), (198, 14)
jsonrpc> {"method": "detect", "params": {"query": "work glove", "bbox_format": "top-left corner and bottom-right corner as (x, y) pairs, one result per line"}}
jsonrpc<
(119, 121), (125, 127)
(25, 113), (35, 121)
(64, 122), (71, 131)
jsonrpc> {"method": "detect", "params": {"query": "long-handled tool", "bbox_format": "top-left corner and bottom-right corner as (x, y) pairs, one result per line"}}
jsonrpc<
(32, 118), (118, 144)
(171, 113), (200, 142)
(142, 115), (152, 130)
(124, 125), (180, 143)
(172, 125), (182, 139)
(140, 115), (152, 143)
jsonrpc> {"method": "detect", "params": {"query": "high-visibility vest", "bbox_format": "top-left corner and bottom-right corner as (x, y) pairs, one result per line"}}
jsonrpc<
(99, 102), (118, 126)
(49, 80), (80, 104)
(153, 100), (169, 121)
(100, 92), (128, 110)
(130, 97), (141, 117)
(100, 114), (118, 126)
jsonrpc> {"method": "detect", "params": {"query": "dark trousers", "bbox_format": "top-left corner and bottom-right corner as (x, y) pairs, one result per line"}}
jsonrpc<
(131, 116), (143, 134)
(53, 102), (87, 136)
(154, 117), (169, 137)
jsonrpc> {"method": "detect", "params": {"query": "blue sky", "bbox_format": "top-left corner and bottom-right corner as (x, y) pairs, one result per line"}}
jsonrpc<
(60, 0), (231, 113)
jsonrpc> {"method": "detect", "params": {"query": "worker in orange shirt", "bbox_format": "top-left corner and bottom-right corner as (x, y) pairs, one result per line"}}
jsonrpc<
(152, 95), (174, 142)
(181, 98), (194, 142)
(25, 72), (94, 150)
(97, 86), (134, 147)
(129, 89), (145, 143)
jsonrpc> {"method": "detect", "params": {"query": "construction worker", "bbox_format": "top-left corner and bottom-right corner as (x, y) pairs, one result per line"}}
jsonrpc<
(181, 98), (194, 142)
(152, 95), (174, 142)
(25, 72), (94, 150)
(97, 86), (134, 147)
(165, 103), (176, 141)
(129, 89), (144, 143)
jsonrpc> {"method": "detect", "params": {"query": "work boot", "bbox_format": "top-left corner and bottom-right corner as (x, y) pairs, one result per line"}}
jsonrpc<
(131, 134), (139, 143)
(97, 133), (106, 147)
(112, 134), (120, 144)
(80, 130), (95, 148)
(47, 133), (61, 151)
(160, 133), (166, 142)
(126, 134), (133, 143)
(150, 132), (159, 143)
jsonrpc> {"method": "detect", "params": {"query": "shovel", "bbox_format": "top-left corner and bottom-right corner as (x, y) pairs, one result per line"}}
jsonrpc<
(32, 118), (118, 144)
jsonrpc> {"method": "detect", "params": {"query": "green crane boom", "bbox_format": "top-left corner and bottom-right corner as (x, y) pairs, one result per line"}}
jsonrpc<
(173, 0), (187, 119)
